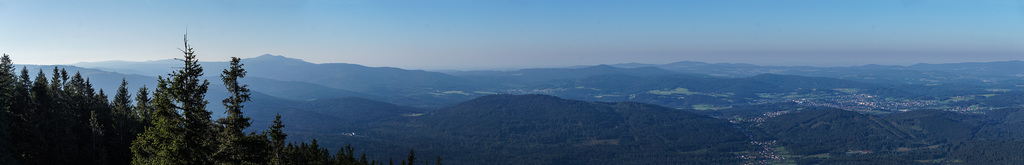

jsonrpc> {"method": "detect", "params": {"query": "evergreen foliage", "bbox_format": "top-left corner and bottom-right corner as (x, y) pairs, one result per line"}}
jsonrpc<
(0, 60), (126, 164)
(131, 75), (188, 164)
(0, 54), (19, 164)
(214, 57), (267, 164)
(268, 114), (287, 165)
(131, 35), (215, 164)
(134, 85), (153, 126)
(172, 36), (217, 164)
(109, 79), (138, 165)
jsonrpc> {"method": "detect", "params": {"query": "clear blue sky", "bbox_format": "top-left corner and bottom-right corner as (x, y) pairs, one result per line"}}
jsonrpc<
(2, 0), (1024, 69)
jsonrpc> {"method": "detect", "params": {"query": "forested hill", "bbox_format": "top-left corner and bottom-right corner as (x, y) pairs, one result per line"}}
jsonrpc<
(736, 106), (1024, 164)
(761, 109), (915, 155)
(319, 94), (754, 165)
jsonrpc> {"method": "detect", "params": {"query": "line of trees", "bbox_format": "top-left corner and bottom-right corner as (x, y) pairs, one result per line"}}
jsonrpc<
(0, 35), (431, 165)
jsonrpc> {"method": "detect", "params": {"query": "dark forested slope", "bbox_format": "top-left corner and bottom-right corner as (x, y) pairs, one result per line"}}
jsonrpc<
(761, 109), (917, 155)
(311, 94), (753, 165)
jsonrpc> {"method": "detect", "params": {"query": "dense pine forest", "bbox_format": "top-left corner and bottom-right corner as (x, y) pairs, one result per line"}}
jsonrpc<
(0, 37), (427, 165)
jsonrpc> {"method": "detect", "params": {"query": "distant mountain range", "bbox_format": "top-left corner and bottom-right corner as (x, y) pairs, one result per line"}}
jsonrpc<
(609, 60), (1024, 86)
(66, 55), (1024, 109)
(46, 54), (1024, 120)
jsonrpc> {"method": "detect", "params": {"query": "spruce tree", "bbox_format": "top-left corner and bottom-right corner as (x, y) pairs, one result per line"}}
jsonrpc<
(9, 67), (31, 163)
(28, 70), (54, 164)
(132, 34), (215, 164)
(215, 57), (260, 164)
(172, 35), (215, 164)
(134, 85), (153, 126)
(110, 78), (136, 165)
(268, 114), (287, 165)
(48, 67), (61, 96)
(112, 79), (134, 125)
(0, 54), (19, 164)
(31, 70), (50, 116)
(93, 88), (113, 164)
(131, 76), (186, 164)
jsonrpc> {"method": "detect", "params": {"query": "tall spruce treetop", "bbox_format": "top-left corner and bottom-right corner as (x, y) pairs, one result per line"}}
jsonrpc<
(0, 55), (14, 107)
(31, 70), (50, 111)
(0, 54), (19, 164)
(111, 78), (135, 139)
(219, 57), (252, 134)
(110, 78), (137, 164)
(18, 67), (29, 91)
(268, 114), (286, 165)
(134, 85), (153, 125)
(173, 34), (214, 164)
(0, 54), (13, 84)
(215, 57), (254, 164)
(112, 79), (134, 122)
(49, 67), (62, 94)
(0, 55), (14, 113)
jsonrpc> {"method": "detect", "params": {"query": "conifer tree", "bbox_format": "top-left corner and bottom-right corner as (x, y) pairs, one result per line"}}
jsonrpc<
(92, 89), (115, 165)
(112, 79), (134, 125)
(31, 70), (50, 115)
(132, 34), (215, 164)
(336, 144), (357, 164)
(17, 67), (29, 92)
(59, 69), (68, 87)
(109, 78), (136, 165)
(70, 73), (99, 159)
(134, 85), (153, 125)
(215, 57), (262, 164)
(268, 114), (287, 165)
(48, 67), (62, 96)
(131, 76), (186, 164)
(28, 70), (55, 163)
(0, 54), (19, 164)
(9, 67), (31, 163)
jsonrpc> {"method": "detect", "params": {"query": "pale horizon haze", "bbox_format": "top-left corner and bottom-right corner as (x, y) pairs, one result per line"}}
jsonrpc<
(3, 0), (1024, 70)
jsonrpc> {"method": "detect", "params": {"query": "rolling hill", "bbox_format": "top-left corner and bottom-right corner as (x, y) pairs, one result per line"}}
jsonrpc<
(305, 94), (753, 165)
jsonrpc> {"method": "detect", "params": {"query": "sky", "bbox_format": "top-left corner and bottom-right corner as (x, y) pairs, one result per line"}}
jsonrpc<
(2, 0), (1024, 70)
